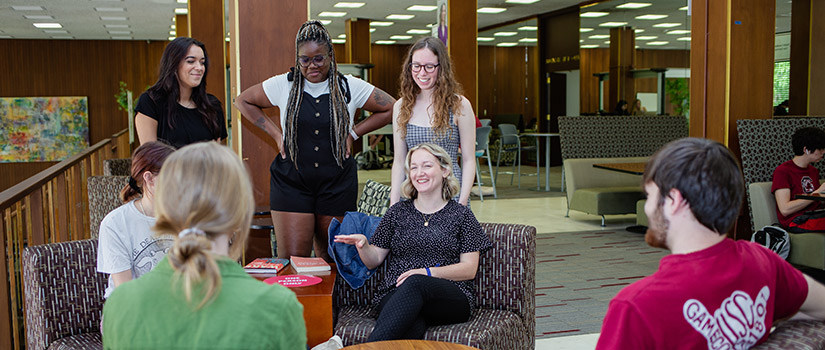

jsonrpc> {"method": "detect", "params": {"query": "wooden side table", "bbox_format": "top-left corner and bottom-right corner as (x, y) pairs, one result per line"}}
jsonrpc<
(343, 339), (479, 350)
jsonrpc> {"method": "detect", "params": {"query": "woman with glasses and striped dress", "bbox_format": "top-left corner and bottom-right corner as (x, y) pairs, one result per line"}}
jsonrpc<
(235, 20), (395, 262)
(389, 36), (476, 207)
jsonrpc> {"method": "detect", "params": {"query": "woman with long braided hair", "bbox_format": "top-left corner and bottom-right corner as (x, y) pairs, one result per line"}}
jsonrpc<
(236, 21), (394, 261)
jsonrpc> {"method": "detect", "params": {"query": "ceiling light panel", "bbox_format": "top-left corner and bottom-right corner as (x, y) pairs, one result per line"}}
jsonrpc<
(33, 23), (62, 28)
(106, 24), (130, 28)
(493, 31), (517, 36)
(111, 36), (132, 40)
(95, 7), (125, 12)
(677, 37), (691, 41)
(580, 28), (593, 32)
(386, 14), (414, 20)
(616, 2), (652, 9)
(496, 42), (517, 47)
(319, 20), (332, 25)
(375, 40), (396, 44)
(518, 26), (537, 31)
(337, 34), (346, 38)
(477, 7), (506, 14)
(646, 41), (669, 45)
(581, 12), (609, 18)
(477, 37), (494, 42)
(12, 6), (45, 11)
(506, 0), (540, 3)
(100, 16), (128, 21)
(334, 2), (365, 8)
(653, 23), (681, 28)
(635, 14), (667, 20)
(331, 39), (346, 43)
(581, 44), (599, 48)
(635, 36), (657, 40)
(407, 29), (430, 34)
(370, 21), (394, 26)
(177, 0), (187, 3)
(390, 35), (412, 40)
(407, 5), (437, 11)
(588, 34), (609, 39)
(369, 28), (375, 32)
(44, 30), (68, 33)
(318, 11), (346, 17)
(24, 15), (54, 20)
(667, 30), (691, 35)
(109, 30), (131, 34)
(599, 22), (628, 27)
(518, 38), (537, 42)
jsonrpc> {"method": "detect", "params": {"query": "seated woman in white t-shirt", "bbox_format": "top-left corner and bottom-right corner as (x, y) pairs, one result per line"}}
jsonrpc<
(96, 141), (176, 298)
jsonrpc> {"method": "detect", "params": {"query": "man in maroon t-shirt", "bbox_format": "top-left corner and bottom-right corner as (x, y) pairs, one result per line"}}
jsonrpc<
(772, 127), (825, 232)
(597, 138), (825, 349)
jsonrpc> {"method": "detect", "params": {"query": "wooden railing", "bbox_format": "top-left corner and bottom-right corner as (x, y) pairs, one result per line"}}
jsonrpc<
(0, 129), (129, 350)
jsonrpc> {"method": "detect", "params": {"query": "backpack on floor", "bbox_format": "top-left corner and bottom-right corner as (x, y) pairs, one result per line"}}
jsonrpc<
(356, 149), (383, 170)
(751, 225), (790, 260)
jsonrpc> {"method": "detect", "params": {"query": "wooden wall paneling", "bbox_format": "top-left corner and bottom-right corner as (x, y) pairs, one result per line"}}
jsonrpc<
(369, 44), (407, 99)
(477, 46), (495, 119)
(789, 0), (810, 114)
(345, 18), (371, 64)
(579, 48), (609, 114)
(189, 0), (227, 111)
(54, 174), (68, 243)
(526, 46), (540, 125)
(0, 208), (10, 350)
(176, 15), (189, 37)
(608, 27), (636, 110)
(27, 188), (44, 246)
(449, 0), (478, 112)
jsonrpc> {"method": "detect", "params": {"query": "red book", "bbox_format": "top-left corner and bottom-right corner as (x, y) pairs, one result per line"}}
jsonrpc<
(290, 256), (331, 273)
(244, 258), (289, 273)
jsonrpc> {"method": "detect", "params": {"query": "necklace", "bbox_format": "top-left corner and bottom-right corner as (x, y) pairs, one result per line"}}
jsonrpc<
(180, 100), (195, 108)
(421, 212), (434, 227)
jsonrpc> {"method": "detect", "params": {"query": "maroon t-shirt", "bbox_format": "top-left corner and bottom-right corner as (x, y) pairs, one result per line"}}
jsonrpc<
(597, 239), (808, 349)
(771, 160), (821, 227)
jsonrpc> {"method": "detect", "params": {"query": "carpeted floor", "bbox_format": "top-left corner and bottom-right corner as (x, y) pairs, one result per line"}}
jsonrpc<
(534, 229), (667, 339)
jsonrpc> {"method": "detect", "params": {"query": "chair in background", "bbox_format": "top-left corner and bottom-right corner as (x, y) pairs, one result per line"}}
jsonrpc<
(495, 123), (536, 189)
(87, 176), (128, 239)
(479, 119), (491, 127)
(474, 126), (496, 200)
(23, 239), (106, 350)
(357, 180), (391, 217)
(103, 158), (131, 176)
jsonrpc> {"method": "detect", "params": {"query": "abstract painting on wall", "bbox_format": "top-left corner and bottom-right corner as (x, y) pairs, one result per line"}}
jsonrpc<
(0, 97), (89, 162)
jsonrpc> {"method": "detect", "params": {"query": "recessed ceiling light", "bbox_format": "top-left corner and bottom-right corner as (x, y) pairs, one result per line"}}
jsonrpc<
(518, 26), (537, 31)
(667, 30), (691, 35)
(24, 15), (54, 20)
(581, 44), (599, 48)
(12, 6), (44, 11)
(635, 36), (657, 40)
(647, 41), (669, 45)
(653, 23), (681, 28)
(604, 41), (610, 44)
(44, 30), (68, 34)
(101, 16), (128, 21)
(52, 36), (74, 39)
(580, 28), (594, 32)
(679, 6), (689, 10)
(390, 35), (413, 40)
(506, 0), (540, 3)
(677, 37), (691, 41)
(386, 14), (414, 20)
(169, 30), (176, 35)
(589, 34), (609, 39)
(33, 23), (62, 28)
(581, 12), (609, 18)
(519, 38), (537, 42)
(177, 0), (187, 3)
(334, 2), (365, 8)
(635, 29), (645, 33)
(106, 24), (130, 28)
(477, 37), (494, 42)
(599, 22), (628, 27)
(369, 28), (376, 32)
(407, 5), (437, 11)
(375, 40), (396, 44)
(225, 37), (230, 42)
(95, 7), (125, 12)
(426, 23), (434, 28)
(168, 36), (175, 41)
(497, 42), (518, 47)
(407, 29), (430, 34)
(332, 39), (346, 44)
(636, 14), (667, 20)
(370, 21), (394, 26)
(493, 31), (517, 36)
(337, 34), (346, 38)
(109, 30), (131, 34)
(174, 8), (188, 14)
(318, 11), (346, 17)
(616, 2), (652, 9)
(580, 39), (584, 43)
(477, 7), (507, 14)
(319, 20), (332, 25)
(111, 36), (132, 40)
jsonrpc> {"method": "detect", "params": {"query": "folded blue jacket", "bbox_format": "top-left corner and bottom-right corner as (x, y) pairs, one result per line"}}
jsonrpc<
(327, 211), (383, 289)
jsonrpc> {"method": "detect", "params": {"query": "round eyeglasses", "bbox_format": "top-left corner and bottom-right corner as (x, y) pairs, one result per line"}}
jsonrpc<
(298, 54), (328, 67)
(410, 63), (439, 73)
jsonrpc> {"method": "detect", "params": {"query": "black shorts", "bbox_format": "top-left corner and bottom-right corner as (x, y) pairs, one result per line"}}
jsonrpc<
(269, 155), (357, 216)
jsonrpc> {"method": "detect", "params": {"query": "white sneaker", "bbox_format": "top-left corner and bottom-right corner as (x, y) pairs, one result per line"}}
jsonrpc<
(310, 335), (344, 350)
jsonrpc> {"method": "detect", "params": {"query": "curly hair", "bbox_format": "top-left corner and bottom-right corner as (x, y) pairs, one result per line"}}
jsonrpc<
(401, 143), (460, 201)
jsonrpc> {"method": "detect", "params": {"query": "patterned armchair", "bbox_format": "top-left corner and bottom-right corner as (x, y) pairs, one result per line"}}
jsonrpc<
(753, 320), (825, 349)
(357, 180), (391, 217)
(87, 176), (127, 239)
(103, 158), (131, 176)
(23, 239), (106, 350)
(333, 223), (536, 349)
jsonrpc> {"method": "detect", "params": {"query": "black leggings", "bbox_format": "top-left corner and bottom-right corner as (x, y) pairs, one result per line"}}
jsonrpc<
(367, 275), (472, 342)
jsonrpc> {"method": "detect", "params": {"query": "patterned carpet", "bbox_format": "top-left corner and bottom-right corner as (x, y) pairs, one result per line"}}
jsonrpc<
(533, 229), (667, 339)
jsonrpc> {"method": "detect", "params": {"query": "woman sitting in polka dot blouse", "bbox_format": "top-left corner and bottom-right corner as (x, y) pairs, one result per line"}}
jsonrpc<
(335, 143), (492, 341)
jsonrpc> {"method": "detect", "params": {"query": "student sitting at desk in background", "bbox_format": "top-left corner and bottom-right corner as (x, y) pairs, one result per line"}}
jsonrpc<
(772, 127), (825, 232)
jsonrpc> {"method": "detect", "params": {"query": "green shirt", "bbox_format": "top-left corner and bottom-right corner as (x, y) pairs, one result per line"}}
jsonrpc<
(103, 256), (306, 349)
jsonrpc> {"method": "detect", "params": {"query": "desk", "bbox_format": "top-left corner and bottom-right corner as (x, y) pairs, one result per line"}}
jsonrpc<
(251, 264), (336, 347)
(521, 133), (560, 191)
(342, 339), (478, 350)
(592, 162), (646, 176)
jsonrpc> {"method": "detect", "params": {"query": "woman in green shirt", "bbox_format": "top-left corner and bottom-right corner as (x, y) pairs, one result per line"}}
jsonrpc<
(103, 142), (306, 349)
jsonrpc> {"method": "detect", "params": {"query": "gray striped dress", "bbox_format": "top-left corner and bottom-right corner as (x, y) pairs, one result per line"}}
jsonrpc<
(404, 113), (462, 187)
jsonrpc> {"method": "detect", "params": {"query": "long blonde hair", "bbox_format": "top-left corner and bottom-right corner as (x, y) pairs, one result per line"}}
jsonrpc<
(397, 36), (463, 140)
(401, 143), (460, 200)
(153, 142), (254, 309)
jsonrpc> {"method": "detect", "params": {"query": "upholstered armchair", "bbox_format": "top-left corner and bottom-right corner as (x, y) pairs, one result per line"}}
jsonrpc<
(23, 239), (106, 350)
(87, 176), (127, 239)
(102, 158), (131, 176)
(753, 320), (825, 349)
(357, 180), (391, 217)
(333, 223), (536, 349)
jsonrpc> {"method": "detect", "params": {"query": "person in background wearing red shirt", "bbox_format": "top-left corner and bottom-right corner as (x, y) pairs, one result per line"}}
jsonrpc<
(597, 138), (825, 349)
(772, 127), (825, 232)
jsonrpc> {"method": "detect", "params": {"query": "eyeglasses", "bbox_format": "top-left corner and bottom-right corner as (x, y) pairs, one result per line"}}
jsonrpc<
(298, 54), (328, 67)
(410, 63), (439, 73)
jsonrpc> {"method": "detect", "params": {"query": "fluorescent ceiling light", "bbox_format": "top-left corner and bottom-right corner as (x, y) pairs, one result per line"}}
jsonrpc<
(386, 14), (414, 20)
(177, 0), (187, 3)
(518, 26), (537, 31)
(635, 14), (667, 20)
(52, 36), (74, 39)
(370, 21), (394, 26)
(679, 6), (688, 10)
(407, 29), (430, 34)
(477, 7), (506, 14)
(646, 41), (669, 45)
(496, 42), (518, 47)
(337, 34), (346, 38)
(101, 16), (128, 21)
(95, 7), (125, 12)
(426, 23), (434, 28)
(407, 5), (437, 11)
(506, 0), (540, 3)
(390, 35), (412, 40)
(375, 40), (396, 44)
(604, 41), (610, 44)
(12, 6), (44, 11)
(109, 30), (131, 34)
(581, 12), (609, 18)
(677, 37), (691, 41)
(667, 30), (691, 35)
(107, 24), (130, 28)
(0, 35), (12, 39)
(653, 23), (681, 28)
(168, 36), (175, 41)
(334, 2), (365, 8)
(519, 38), (537, 42)
(581, 44), (599, 48)
(111, 36), (132, 40)
(616, 2), (652, 9)
(635, 29), (645, 33)
(33, 23), (62, 28)
(588, 34), (609, 39)
(332, 39), (346, 44)
(635, 36), (657, 40)
(174, 8), (188, 14)
(477, 37), (494, 42)
(318, 11), (346, 17)
(169, 30), (176, 35)
(44, 30), (68, 33)
(369, 28), (376, 32)
(580, 28), (593, 32)
(599, 22), (628, 27)
(225, 37), (230, 42)
(319, 20), (332, 25)
(24, 15), (54, 20)
(580, 39), (584, 43)
(493, 32), (517, 36)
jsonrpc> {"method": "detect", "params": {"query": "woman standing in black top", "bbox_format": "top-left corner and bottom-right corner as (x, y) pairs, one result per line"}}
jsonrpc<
(135, 37), (227, 148)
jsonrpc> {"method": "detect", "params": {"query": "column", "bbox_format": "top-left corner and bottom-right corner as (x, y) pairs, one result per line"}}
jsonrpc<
(789, 0), (825, 115)
(608, 26), (635, 110)
(189, 0), (226, 109)
(175, 14), (188, 37)
(344, 18), (370, 64)
(448, 0), (477, 111)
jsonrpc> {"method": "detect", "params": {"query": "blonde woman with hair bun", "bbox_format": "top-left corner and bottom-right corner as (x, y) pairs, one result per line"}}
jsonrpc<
(102, 142), (306, 349)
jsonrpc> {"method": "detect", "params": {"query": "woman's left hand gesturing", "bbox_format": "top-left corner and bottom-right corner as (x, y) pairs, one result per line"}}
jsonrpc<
(396, 268), (428, 287)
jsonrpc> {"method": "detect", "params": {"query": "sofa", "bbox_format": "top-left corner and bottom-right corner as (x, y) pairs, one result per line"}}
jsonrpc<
(563, 157), (648, 226)
(333, 223), (536, 349)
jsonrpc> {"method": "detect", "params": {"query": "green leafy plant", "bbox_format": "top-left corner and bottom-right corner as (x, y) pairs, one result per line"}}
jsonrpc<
(665, 78), (690, 116)
(114, 81), (147, 111)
